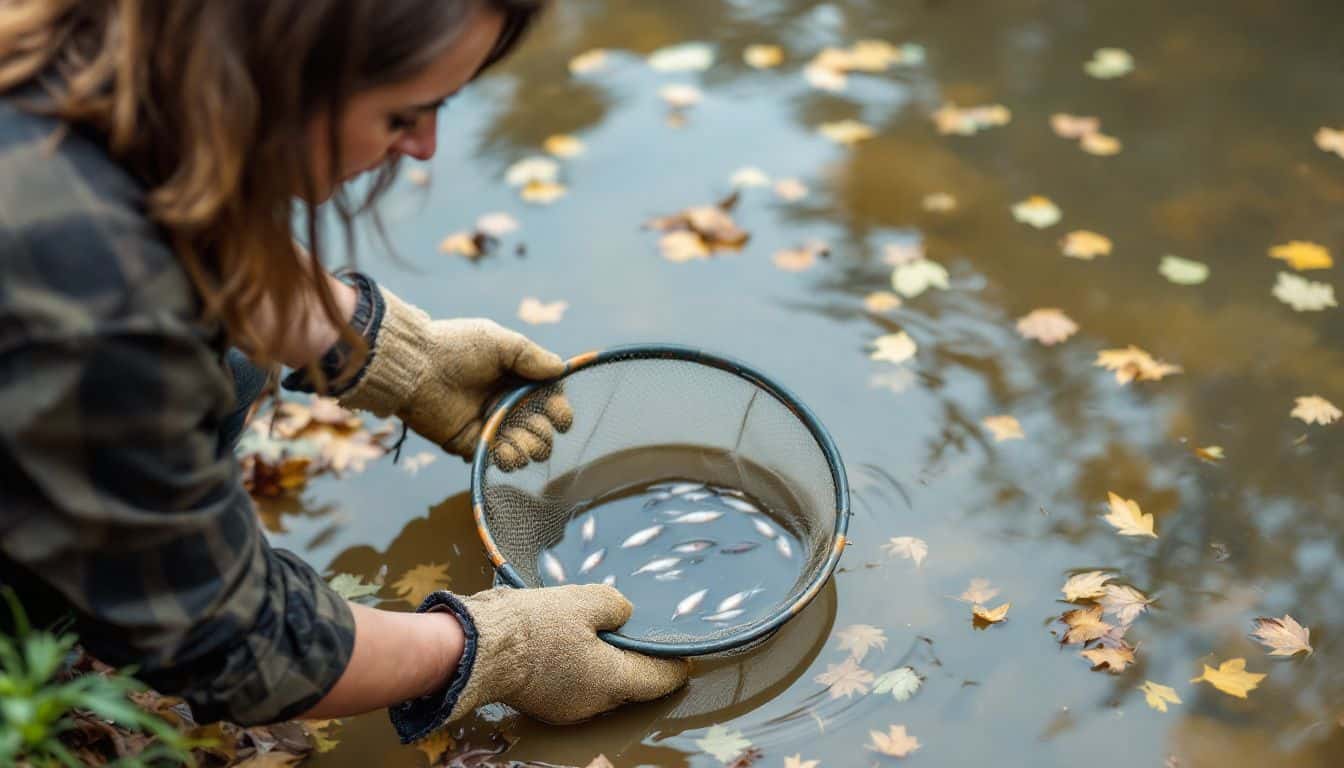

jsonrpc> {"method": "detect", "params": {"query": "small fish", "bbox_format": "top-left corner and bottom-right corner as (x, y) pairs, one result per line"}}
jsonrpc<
(578, 548), (606, 575)
(775, 537), (793, 559)
(682, 491), (712, 501)
(721, 541), (760, 555)
(702, 608), (745, 623)
(752, 518), (778, 539)
(580, 515), (596, 544)
(669, 482), (705, 495)
(643, 492), (672, 508)
(668, 510), (724, 525)
(601, 574), (616, 587)
(672, 539), (716, 554)
(672, 588), (709, 619)
(633, 556), (681, 575)
(540, 551), (566, 583)
(621, 524), (664, 548)
(722, 497), (760, 514)
(715, 587), (763, 614)
(654, 570), (685, 581)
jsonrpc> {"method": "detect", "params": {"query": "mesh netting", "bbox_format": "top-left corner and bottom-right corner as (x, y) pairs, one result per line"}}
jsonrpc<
(474, 348), (846, 655)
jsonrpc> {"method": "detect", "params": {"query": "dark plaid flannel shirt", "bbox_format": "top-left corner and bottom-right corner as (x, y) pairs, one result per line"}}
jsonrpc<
(0, 94), (355, 724)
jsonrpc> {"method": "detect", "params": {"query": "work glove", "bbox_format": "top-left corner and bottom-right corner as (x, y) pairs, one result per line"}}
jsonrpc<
(338, 287), (573, 468)
(389, 585), (690, 742)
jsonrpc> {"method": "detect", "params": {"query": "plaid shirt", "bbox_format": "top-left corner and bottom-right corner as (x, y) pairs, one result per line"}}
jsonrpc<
(0, 93), (355, 725)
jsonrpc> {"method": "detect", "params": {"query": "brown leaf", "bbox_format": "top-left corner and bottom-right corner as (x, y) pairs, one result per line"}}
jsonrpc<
(1250, 615), (1312, 657)
(1061, 605), (1113, 644)
(863, 291), (903, 312)
(982, 414), (1025, 442)
(1050, 113), (1100, 139)
(972, 602), (1011, 624)
(1060, 230), (1113, 259)
(1016, 308), (1079, 346)
(392, 563), (451, 606)
(1095, 346), (1182, 384)
(1081, 641), (1136, 672)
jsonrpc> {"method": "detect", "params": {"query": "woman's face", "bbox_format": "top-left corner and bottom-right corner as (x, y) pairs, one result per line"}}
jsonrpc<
(305, 2), (505, 202)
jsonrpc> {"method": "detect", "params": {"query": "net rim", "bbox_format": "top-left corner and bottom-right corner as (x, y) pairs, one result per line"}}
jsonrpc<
(470, 343), (851, 657)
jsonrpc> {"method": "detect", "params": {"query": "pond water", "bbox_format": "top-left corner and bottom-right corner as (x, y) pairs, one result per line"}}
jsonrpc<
(260, 0), (1344, 765)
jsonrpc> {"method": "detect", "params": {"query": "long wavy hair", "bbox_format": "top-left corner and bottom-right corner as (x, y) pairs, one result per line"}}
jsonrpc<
(0, 0), (542, 373)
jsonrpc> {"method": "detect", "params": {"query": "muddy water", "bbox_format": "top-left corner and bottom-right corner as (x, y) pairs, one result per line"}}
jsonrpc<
(262, 0), (1344, 765)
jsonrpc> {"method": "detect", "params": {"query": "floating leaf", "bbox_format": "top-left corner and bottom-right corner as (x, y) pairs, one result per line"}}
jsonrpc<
(1139, 681), (1181, 713)
(731, 166), (770, 188)
(694, 725), (752, 763)
(1104, 492), (1158, 538)
(1061, 571), (1113, 602)
(518, 297), (568, 325)
(569, 49), (609, 75)
(803, 64), (847, 92)
(933, 103), (1011, 136)
(1050, 113), (1100, 139)
(972, 602), (1011, 624)
(1314, 126), (1344, 158)
(586, 756), (615, 768)
(863, 291), (903, 312)
(1011, 196), (1061, 229)
(836, 624), (887, 662)
(922, 192), (958, 212)
(1016, 308), (1078, 346)
(520, 180), (567, 204)
(1085, 48), (1134, 79)
(659, 83), (703, 108)
(439, 231), (484, 259)
(1061, 605), (1113, 644)
(1095, 346), (1182, 384)
(983, 415), (1025, 442)
(815, 657), (875, 699)
(505, 156), (559, 187)
(543, 134), (585, 158)
(958, 578), (999, 604)
(391, 563), (450, 605)
(784, 755), (819, 768)
(891, 259), (949, 298)
(1268, 241), (1331, 270)
(328, 573), (381, 601)
(773, 248), (817, 272)
(1190, 658), (1266, 699)
(1081, 642), (1136, 672)
(401, 451), (437, 475)
(872, 667), (923, 702)
(1080, 132), (1122, 156)
(647, 195), (750, 260)
(476, 212), (519, 237)
(870, 332), (917, 364)
(648, 42), (715, 73)
(743, 44), (784, 69)
(1194, 445), (1225, 462)
(882, 536), (928, 566)
(414, 730), (456, 764)
(867, 725), (920, 758)
(1061, 230), (1113, 259)
(1250, 615), (1313, 657)
(1099, 584), (1153, 625)
(1273, 272), (1337, 311)
(314, 431), (386, 474)
(773, 177), (809, 201)
(660, 231), (711, 263)
(818, 119), (876, 145)
(1159, 255), (1210, 285)
(869, 369), (917, 395)
(1291, 395), (1341, 425)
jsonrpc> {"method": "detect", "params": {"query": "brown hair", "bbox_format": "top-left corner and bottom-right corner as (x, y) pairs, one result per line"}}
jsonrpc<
(0, 0), (542, 376)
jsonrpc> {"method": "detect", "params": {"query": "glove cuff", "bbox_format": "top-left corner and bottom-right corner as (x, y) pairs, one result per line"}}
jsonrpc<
(388, 591), (480, 744)
(337, 287), (432, 417)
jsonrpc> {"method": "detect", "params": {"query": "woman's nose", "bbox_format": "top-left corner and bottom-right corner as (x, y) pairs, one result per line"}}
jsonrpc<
(395, 113), (438, 161)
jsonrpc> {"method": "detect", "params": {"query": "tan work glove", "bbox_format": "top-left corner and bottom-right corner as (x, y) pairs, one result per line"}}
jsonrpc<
(389, 585), (690, 741)
(339, 287), (573, 466)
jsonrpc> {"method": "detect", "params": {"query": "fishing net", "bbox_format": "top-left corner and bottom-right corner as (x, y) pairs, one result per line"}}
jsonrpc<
(472, 346), (849, 656)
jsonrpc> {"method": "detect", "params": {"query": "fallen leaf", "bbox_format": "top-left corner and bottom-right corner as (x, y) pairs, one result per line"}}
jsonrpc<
(505, 156), (559, 187)
(891, 258), (949, 298)
(233, 754), (302, 768)
(743, 44), (784, 69)
(439, 231), (484, 258)
(1159, 255), (1210, 285)
(1082, 641), (1136, 672)
(1314, 126), (1344, 158)
(308, 398), (362, 430)
(586, 756), (615, 768)
(872, 667), (923, 702)
(1273, 271), (1338, 311)
(1085, 48), (1134, 79)
(983, 415), (1025, 442)
(972, 602), (1011, 624)
(517, 297), (568, 325)
(1061, 230), (1113, 259)
(863, 291), (903, 312)
(1194, 445), (1225, 462)
(1011, 196), (1061, 228)
(1016, 308), (1078, 345)
(1050, 113), (1100, 139)
(569, 49), (609, 75)
(1061, 605), (1113, 644)
(476, 212), (519, 237)
(869, 369), (917, 395)
(645, 195), (749, 254)
(818, 119), (876, 145)
(958, 578), (1000, 604)
(401, 451), (437, 475)
(814, 657), (875, 699)
(1268, 241), (1331, 270)
(1104, 492), (1158, 538)
(803, 64), (847, 92)
(922, 192), (958, 212)
(1139, 680), (1182, 712)
(867, 725), (920, 758)
(1099, 584), (1153, 625)
(882, 536), (927, 566)
(784, 755), (819, 768)
(933, 103), (1012, 136)
(836, 624), (887, 662)
(1061, 571), (1113, 602)
(695, 726), (752, 763)
(1095, 346), (1183, 384)
(543, 134), (585, 158)
(314, 431), (385, 474)
(1080, 132), (1123, 156)
(731, 166), (771, 188)
(773, 177), (809, 201)
(1250, 615), (1313, 657)
(327, 573), (381, 601)
(1190, 657), (1266, 699)
(391, 563), (450, 606)
(648, 42), (715, 72)
(659, 83), (703, 108)
(870, 332), (917, 364)
(520, 180), (567, 204)
(660, 230), (711, 262)
(882, 240), (925, 266)
(1291, 395), (1341, 425)
(404, 167), (430, 187)
(773, 241), (828, 272)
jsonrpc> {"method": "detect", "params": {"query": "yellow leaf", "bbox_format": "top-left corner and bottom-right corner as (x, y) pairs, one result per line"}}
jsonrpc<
(1139, 680), (1182, 712)
(520, 180), (567, 204)
(438, 231), (481, 258)
(1269, 240), (1332, 270)
(784, 754), (819, 768)
(921, 192), (958, 212)
(659, 83), (703, 108)
(933, 103), (1012, 136)
(1061, 570), (1113, 601)
(867, 725), (920, 758)
(1095, 346), (1182, 384)
(1011, 195), (1061, 229)
(743, 44), (784, 69)
(836, 624), (887, 662)
(1084, 48), (1134, 79)
(1103, 492), (1158, 538)
(1250, 615), (1313, 657)
(870, 332), (917, 364)
(543, 134), (585, 158)
(982, 415), (1024, 442)
(1291, 395), (1341, 425)
(1315, 126), (1344, 158)
(1061, 605), (1113, 644)
(659, 231), (711, 263)
(1190, 657), (1266, 699)
(818, 119), (875, 145)
(1081, 642), (1136, 672)
(972, 602), (1011, 624)
(585, 756), (615, 768)
(1016, 308), (1079, 345)
(773, 245), (820, 272)
(814, 657), (874, 699)
(1060, 230), (1113, 259)
(862, 291), (902, 312)
(1080, 132), (1122, 156)
(517, 297), (569, 325)
(312, 431), (385, 475)
(1194, 445), (1225, 462)
(392, 563), (450, 606)
(414, 729), (456, 764)
(774, 177), (809, 201)
(1050, 113), (1100, 139)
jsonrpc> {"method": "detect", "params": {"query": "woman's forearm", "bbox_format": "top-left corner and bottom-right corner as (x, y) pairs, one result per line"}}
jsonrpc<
(249, 248), (358, 369)
(301, 603), (465, 719)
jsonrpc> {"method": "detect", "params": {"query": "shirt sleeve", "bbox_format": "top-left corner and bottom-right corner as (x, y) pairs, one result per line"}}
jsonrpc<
(0, 198), (355, 725)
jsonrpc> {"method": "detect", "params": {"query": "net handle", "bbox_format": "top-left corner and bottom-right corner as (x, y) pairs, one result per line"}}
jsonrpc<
(471, 344), (851, 657)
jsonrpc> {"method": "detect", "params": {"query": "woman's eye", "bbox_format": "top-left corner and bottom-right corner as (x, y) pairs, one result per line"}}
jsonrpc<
(387, 114), (417, 131)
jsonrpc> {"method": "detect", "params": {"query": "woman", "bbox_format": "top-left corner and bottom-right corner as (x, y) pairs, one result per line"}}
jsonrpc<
(0, 0), (687, 744)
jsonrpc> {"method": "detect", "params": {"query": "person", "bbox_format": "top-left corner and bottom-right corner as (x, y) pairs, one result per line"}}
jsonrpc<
(0, 0), (688, 744)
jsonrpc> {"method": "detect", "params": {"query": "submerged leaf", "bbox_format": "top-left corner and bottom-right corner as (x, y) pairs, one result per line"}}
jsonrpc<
(694, 725), (752, 763)
(327, 573), (381, 601)
(505, 156), (559, 187)
(730, 166), (770, 188)
(814, 657), (875, 699)
(1050, 113), (1100, 139)
(543, 134), (585, 158)
(872, 667), (923, 702)
(1190, 658), (1265, 699)
(1314, 126), (1344, 158)
(958, 577), (999, 604)
(863, 291), (903, 312)
(1139, 680), (1182, 712)
(1080, 132), (1122, 156)
(1104, 492), (1158, 538)
(1250, 615), (1313, 657)
(867, 725), (920, 758)
(773, 177), (809, 201)
(982, 415), (1025, 442)
(784, 756), (819, 768)
(836, 624), (887, 662)
(1291, 395), (1341, 425)
(882, 536), (928, 566)
(569, 49), (609, 75)
(922, 192), (958, 212)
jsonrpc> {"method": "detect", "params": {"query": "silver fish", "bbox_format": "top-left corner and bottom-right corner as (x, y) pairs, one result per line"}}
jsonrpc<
(644, 492), (673, 507)
(682, 491), (712, 501)
(752, 518), (778, 539)
(578, 548), (606, 575)
(722, 497), (759, 514)
(702, 608), (745, 623)
(621, 524), (664, 548)
(632, 556), (681, 575)
(668, 482), (705, 495)
(653, 569), (684, 581)
(775, 537), (793, 559)
(721, 541), (760, 555)
(715, 587), (763, 614)
(672, 588), (709, 619)
(668, 510), (724, 525)
(672, 539), (716, 554)
(601, 574), (616, 587)
(540, 551), (566, 583)
(580, 515), (596, 544)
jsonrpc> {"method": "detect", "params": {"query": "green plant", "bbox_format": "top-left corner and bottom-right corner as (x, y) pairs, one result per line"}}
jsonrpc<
(0, 588), (197, 767)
